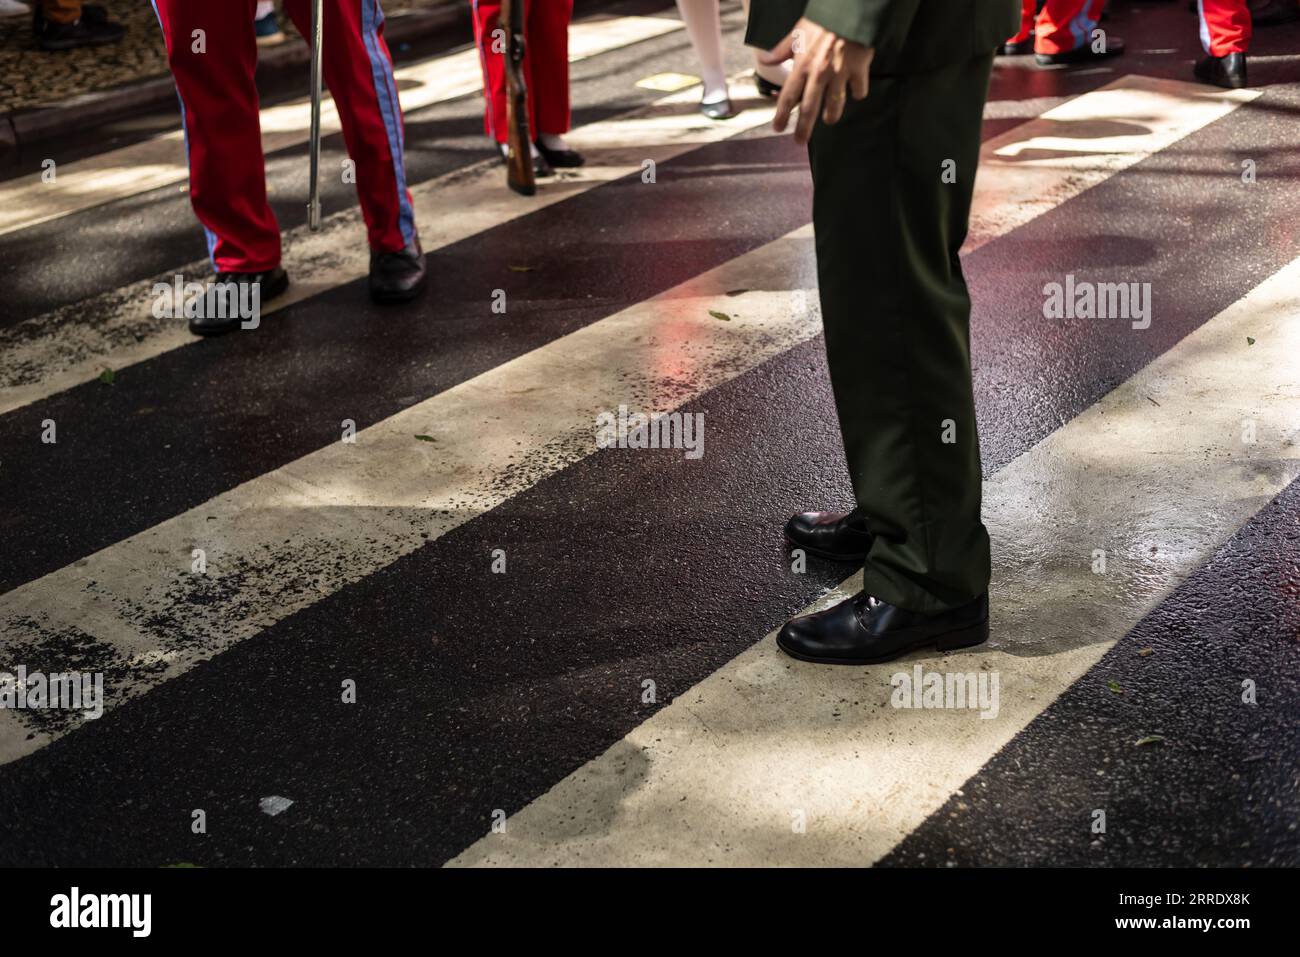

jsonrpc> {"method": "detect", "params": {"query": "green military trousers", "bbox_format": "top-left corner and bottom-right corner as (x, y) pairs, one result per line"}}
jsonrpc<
(807, 53), (994, 614)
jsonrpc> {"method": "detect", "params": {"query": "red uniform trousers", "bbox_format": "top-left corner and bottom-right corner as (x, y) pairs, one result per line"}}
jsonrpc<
(470, 0), (573, 145)
(1008, 0), (1108, 55)
(1198, 0), (1252, 56)
(152, 0), (416, 273)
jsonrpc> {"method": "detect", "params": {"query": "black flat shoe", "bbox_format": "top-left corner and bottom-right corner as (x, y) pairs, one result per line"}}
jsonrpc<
(700, 96), (736, 120)
(784, 510), (873, 562)
(39, 15), (125, 51)
(1035, 36), (1124, 66)
(998, 39), (1033, 56)
(777, 591), (989, 665)
(754, 74), (782, 98)
(369, 238), (426, 304)
(1194, 52), (1247, 89)
(534, 140), (585, 168)
(189, 267), (288, 337)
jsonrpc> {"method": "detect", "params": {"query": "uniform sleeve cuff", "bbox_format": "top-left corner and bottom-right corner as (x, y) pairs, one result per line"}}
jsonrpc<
(800, 0), (890, 50)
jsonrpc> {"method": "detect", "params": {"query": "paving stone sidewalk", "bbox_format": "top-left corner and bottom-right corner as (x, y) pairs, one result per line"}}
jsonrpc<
(0, 0), (457, 114)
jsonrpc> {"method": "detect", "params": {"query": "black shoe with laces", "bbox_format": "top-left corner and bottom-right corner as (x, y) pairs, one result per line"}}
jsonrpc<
(783, 510), (873, 562)
(189, 267), (288, 337)
(369, 239), (427, 304)
(777, 591), (989, 665)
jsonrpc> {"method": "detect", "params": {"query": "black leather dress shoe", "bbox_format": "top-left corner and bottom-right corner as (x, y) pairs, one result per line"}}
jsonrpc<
(1035, 36), (1125, 65)
(700, 96), (737, 120)
(189, 267), (288, 337)
(754, 74), (781, 98)
(1194, 52), (1247, 89)
(998, 39), (1033, 56)
(369, 239), (426, 304)
(535, 140), (585, 168)
(778, 591), (989, 665)
(784, 510), (873, 562)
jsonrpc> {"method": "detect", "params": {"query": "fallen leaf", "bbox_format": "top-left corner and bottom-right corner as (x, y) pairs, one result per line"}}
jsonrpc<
(1106, 679), (1124, 694)
(414, 434), (436, 442)
(98, 368), (116, 385)
(508, 265), (534, 273)
(1246, 336), (1256, 345)
(709, 310), (731, 322)
(1134, 735), (1165, 747)
(1137, 647), (1154, 657)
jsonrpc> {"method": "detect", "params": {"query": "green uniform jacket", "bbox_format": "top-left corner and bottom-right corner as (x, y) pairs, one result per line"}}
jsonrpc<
(745, 0), (1019, 75)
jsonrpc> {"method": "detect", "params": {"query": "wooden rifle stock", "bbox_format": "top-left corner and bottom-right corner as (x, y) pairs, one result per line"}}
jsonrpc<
(502, 0), (535, 196)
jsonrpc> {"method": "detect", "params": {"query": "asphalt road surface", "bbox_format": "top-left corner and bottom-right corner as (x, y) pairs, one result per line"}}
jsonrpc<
(0, 0), (1297, 867)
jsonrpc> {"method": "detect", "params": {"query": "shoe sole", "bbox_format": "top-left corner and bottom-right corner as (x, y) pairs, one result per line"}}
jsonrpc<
(370, 274), (427, 305)
(782, 532), (867, 564)
(776, 618), (989, 666)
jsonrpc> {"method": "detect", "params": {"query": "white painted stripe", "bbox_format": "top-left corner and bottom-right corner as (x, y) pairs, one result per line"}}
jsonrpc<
(446, 257), (1300, 867)
(0, 85), (779, 418)
(0, 14), (683, 238)
(967, 75), (1257, 252)
(0, 76), (1261, 767)
(0, 75), (1251, 420)
(0, 228), (818, 767)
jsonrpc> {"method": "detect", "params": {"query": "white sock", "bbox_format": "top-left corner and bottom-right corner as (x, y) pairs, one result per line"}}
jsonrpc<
(499, 142), (544, 160)
(537, 133), (570, 152)
(255, 1), (275, 20)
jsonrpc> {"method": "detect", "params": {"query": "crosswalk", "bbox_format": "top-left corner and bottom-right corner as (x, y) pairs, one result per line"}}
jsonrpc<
(1, 4), (1297, 867)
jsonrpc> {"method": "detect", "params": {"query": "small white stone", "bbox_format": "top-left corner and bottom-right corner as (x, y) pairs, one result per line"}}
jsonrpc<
(259, 795), (294, 817)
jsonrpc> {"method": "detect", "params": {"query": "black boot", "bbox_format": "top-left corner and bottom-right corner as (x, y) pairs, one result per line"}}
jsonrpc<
(777, 591), (989, 665)
(369, 238), (426, 304)
(189, 267), (288, 337)
(1194, 52), (1247, 89)
(39, 15), (125, 52)
(783, 510), (873, 562)
(998, 39), (1033, 56)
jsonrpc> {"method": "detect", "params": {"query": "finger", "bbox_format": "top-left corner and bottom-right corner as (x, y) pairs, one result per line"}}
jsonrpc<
(821, 73), (849, 126)
(793, 65), (828, 145)
(848, 60), (870, 100)
(772, 67), (806, 133)
(849, 49), (873, 99)
(821, 42), (849, 125)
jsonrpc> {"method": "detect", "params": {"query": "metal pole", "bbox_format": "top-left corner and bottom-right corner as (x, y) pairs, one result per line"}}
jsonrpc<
(307, 0), (323, 230)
